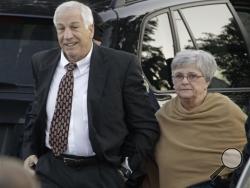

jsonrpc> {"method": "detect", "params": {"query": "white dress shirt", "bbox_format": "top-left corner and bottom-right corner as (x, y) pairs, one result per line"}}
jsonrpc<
(45, 45), (95, 156)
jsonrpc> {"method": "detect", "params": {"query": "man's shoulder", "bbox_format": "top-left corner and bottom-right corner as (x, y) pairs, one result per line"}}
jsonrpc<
(97, 45), (137, 60)
(32, 47), (60, 60)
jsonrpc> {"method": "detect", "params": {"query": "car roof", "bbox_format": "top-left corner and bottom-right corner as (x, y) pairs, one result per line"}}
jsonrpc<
(0, 0), (225, 18)
(103, 0), (219, 19)
(114, 0), (213, 8)
(0, 0), (111, 18)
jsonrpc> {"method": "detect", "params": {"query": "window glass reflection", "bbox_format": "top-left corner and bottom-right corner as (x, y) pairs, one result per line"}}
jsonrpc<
(141, 13), (174, 91)
(0, 16), (58, 86)
(238, 11), (250, 44)
(173, 11), (195, 50)
(181, 4), (250, 88)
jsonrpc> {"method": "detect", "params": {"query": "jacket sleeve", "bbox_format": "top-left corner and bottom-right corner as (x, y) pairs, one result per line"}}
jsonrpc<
(121, 54), (159, 185)
(21, 56), (40, 159)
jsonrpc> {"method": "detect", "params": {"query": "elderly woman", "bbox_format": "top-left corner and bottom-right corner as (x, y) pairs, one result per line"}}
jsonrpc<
(143, 50), (247, 188)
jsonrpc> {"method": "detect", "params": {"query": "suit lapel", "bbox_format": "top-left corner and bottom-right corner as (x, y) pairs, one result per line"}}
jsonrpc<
(39, 49), (61, 113)
(87, 44), (108, 105)
(38, 46), (108, 113)
(87, 44), (109, 155)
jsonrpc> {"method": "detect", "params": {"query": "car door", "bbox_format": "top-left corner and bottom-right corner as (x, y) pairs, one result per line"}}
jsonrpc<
(0, 15), (58, 156)
(139, 0), (250, 113)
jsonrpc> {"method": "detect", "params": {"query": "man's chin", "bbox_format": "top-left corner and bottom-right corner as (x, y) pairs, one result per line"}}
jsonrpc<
(64, 52), (78, 63)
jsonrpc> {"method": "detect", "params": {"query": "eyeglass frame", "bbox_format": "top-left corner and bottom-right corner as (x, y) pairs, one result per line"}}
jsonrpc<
(172, 73), (204, 82)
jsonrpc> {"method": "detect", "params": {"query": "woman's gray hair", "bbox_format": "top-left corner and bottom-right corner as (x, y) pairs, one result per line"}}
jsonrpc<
(171, 50), (217, 82)
(53, 1), (93, 28)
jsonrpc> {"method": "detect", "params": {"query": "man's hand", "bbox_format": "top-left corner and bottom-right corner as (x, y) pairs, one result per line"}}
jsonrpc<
(23, 155), (38, 176)
(118, 157), (133, 182)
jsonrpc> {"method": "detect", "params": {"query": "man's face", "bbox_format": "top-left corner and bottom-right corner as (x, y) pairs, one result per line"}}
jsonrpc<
(55, 8), (94, 63)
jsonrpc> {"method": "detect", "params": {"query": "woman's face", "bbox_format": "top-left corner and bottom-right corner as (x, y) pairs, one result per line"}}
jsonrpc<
(172, 64), (209, 101)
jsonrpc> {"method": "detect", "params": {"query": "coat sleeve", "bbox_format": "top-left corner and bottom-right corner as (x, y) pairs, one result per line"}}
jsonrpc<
(121, 54), (159, 183)
(21, 56), (40, 159)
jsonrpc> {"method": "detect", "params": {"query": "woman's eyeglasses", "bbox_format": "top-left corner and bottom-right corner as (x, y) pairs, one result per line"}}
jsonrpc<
(172, 73), (204, 82)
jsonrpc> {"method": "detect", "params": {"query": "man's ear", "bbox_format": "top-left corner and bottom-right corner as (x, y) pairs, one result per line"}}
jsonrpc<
(89, 24), (94, 39)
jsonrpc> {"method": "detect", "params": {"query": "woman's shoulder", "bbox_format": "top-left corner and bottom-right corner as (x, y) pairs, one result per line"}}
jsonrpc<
(207, 93), (234, 106)
(207, 93), (245, 115)
(155, 97), (177, 116)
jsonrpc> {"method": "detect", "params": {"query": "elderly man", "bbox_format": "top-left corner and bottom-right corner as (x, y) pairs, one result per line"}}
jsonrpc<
(22, 1), (159, 188)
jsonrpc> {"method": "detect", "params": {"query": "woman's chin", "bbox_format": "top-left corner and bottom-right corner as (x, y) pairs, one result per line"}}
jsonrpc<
(178, 94), (194, 100)
(178, 91), (193, 99)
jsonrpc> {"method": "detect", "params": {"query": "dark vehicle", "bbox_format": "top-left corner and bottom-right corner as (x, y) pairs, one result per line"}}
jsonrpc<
(231, 0), (250, 43)
(100, 0), (250, 109)
(0, 0), (250, 159)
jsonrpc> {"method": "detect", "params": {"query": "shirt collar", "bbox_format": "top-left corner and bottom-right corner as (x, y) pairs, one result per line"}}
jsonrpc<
(60, 43), (93, 73)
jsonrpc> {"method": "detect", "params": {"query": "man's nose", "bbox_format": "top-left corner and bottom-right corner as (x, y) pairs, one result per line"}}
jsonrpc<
(64, 28), (73, 39)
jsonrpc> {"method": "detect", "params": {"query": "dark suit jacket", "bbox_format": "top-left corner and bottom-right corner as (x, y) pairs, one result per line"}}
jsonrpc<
(22, 44), (159, 179)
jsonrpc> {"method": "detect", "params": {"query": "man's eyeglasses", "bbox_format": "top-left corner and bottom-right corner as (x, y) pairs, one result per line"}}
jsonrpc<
(172, 73), (204, 82)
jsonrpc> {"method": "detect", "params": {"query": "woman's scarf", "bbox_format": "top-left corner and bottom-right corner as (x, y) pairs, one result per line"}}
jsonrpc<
(154, 93), (247, 188)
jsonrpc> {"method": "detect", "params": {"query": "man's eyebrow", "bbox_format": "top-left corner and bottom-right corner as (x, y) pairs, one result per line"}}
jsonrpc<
(70, 22), (81, 25)
(55, 23), (64, 27)
(56, 22), (81, 26)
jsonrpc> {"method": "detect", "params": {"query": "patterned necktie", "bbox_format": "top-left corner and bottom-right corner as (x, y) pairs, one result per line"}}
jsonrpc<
(49, 63), (77, 156)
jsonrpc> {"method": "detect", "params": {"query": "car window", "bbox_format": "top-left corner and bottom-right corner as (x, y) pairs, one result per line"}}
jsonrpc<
(177, 4), (250, 88)
(173, 11), (195, 50)
(0, 16), (58, 87)
(237, 11), (250, 44)
(141, 13), (174, 91)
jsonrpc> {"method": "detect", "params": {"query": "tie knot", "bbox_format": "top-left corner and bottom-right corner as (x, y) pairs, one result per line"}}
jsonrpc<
(65, 63), (77, 72)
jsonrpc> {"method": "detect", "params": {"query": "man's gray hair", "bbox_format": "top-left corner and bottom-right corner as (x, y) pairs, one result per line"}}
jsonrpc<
(171, 50), (217, 82)
(53, 1), (93, 28)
